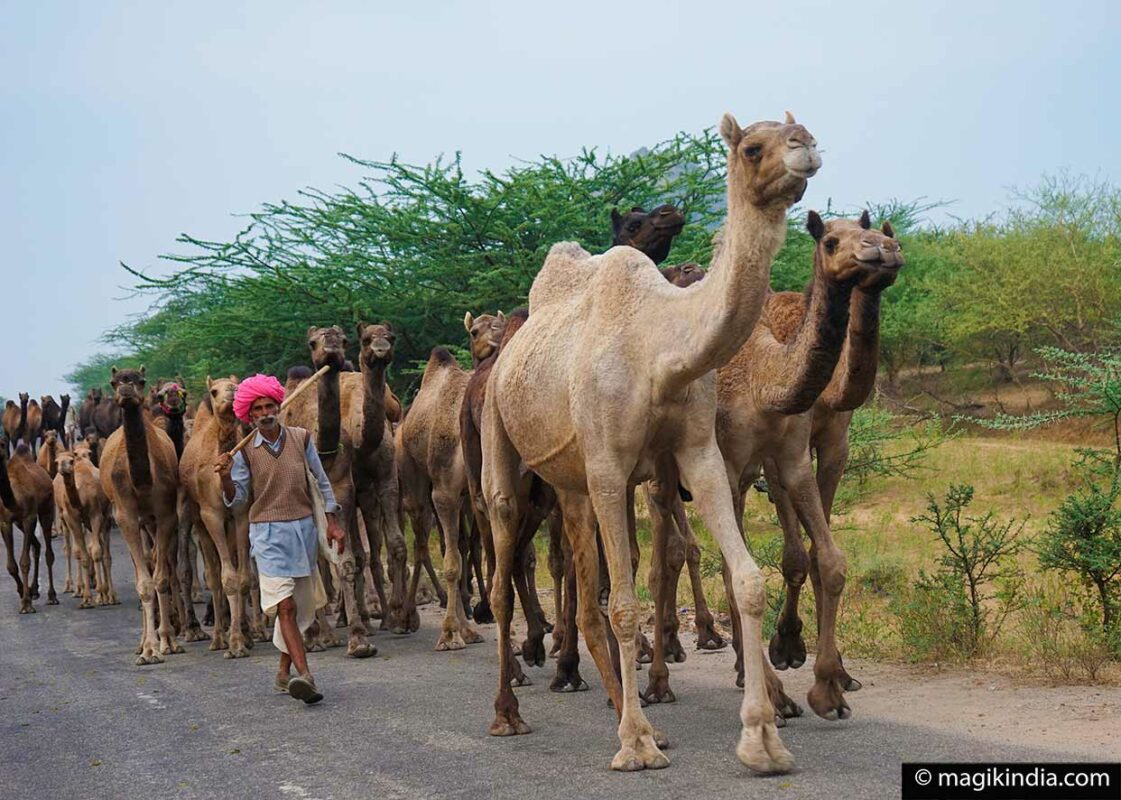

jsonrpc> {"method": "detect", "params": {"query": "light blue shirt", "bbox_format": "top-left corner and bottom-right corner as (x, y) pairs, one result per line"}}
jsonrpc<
(223, 426), (340, 578)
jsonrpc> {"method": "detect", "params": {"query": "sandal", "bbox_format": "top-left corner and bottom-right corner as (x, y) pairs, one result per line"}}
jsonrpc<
(287, 675), (323, 705)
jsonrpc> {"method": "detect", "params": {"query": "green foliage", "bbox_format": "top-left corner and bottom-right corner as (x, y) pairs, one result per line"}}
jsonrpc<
(1037, 468), (1121, 649)
(939, 174), (1121, 379)
(831, 407), (949, 511)
(907, 484), (1026, 657)
(105, 132), (731, 399)
(892, 570), (974, 662)
(1018, 578), (1115, 679)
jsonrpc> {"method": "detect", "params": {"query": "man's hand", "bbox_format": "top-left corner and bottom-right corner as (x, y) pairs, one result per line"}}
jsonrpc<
(325, 515), (345, 555)
(214, 452), (234, 476)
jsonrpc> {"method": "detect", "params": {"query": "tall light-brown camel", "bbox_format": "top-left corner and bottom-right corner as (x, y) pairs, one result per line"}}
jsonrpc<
(1, 440), (56, 612)
(54, 443), (116, 607)
(282, 325), (376, 658)
(397, 312), (505, 648)
(2, 399), (24, 448)
(482, 112), (820, 773)
(338, 322), (409, 634)
(180, 376), (266, 656)
(100, 366), (185, 664)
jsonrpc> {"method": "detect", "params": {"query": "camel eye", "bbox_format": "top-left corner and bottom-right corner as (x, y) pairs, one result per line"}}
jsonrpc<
(744, 144), (762, 159)
(627, 222), (640, 232)
(824, 238), (838, 254)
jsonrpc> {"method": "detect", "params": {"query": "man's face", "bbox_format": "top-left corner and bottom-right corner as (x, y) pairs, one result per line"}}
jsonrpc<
(250, 397), (279, 431)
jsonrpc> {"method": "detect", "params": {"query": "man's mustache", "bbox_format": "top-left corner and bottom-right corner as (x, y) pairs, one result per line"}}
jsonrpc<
(254, 415), (278, 429)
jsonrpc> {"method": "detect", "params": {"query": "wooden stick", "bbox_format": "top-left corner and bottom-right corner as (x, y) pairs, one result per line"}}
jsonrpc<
(227, 364), (331, 456)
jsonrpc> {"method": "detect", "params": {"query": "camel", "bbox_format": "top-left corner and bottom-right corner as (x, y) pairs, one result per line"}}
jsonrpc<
(482, 112), (819, 773)
(762, 225), (903, 701)
(610, 204), (685, 264)
(2, 399), (23, 449)
(79, 388), (101, 434)
(180, 376), (266, 656)
(54, 443), (117, 607)
(282, 326), (376, 658)
(100, 366), (185, 664)
(36, 429), (61, 479)
(91, 391), (123, 439)
(338, 323), (409, 634)
(150, 380), (190, 459)
(1, 439), (57, 612)
(643, 212), (902, 723)
(25, 398), (43, 449)
(397, 312), (505, 648)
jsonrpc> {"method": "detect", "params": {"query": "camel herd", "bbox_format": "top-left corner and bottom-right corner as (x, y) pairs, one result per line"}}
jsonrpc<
(1, 111), (905, 776)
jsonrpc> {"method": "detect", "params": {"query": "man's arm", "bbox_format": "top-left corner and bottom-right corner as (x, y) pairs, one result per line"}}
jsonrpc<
(216, 451), (249, 507)
(304, 436), (340, 513)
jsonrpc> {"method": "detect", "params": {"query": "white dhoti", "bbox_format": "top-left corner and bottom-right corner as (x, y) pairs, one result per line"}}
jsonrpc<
(258, 571), (328, 654)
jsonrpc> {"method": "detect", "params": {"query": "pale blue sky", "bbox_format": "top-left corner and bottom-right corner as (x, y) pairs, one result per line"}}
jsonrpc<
(1, 0), (1118, 400)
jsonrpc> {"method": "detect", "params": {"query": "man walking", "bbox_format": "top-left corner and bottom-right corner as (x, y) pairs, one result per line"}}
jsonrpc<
(215, 374), (345, 704)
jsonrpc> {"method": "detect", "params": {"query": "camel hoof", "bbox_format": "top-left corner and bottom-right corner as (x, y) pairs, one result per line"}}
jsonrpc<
(305, 641), (326, 653)
(47, 592), (59, 605)
(135, 652), (165, 666)
(162, 641), (186, 655)
(665, 635), (687, 664)
(19, 605), (35, 614)
(737, 724), (794, 774)
(184, 627), (210, 643)
(348, 641), (378, 659)
(224, 644), (250, 659)
(521, 637), (546, 668)
(548, 666), (588, 692)
(808, 681), (851, 721)
(509, 672), (532, 687)
(435, 631), (466, 651)
(611, 736), (668, 771)
(30, 586), (40, 600)
(78, 600), (94, 609)
(472, 601), (495, 625)
(489, 715), (532, 736)
(695, 625), (726, 651)
(769, 627), (807, 671)
(641, 685), (676, 704)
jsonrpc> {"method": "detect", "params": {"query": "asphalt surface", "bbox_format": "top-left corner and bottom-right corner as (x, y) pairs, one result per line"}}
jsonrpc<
(0, 534), (1102, 800)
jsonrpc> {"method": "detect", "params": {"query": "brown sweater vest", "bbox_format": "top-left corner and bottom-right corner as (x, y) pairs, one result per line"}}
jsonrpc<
(243, 426), (314, 523)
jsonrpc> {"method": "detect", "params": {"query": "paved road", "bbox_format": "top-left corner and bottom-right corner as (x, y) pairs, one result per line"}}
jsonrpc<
(0, 536), (1099, 800)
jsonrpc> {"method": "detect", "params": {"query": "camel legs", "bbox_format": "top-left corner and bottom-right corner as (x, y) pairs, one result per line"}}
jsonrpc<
(61, 515), (75, 593)
(16, 515), (38, 613)
(198, 507), (248, 658)
(2, 520), (26, 609)
(548, 525), (587, 693)
(99, 518), (118, 604)
(337, 483), (376, 658)
(175, 498), (206, 641)
(585, 473), (668, 772)
(39, 505), (58, 605)
(66, 510), (95, 609)
(765, 459), (810, 673)
(118, 513), (163, 665)
(672, 497), (725, 651)
(151, 514), (184, 656)
(510, 498), (548, 668)
(547, 507), (566, 655)
(357, 477), (409, 634)
(770, 442), (852, 721)
(677, 441), (792, 774)
(641, 460), (684, 705)
(433, 487), (481, 651)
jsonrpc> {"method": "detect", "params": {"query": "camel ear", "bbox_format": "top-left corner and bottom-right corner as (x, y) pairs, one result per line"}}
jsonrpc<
(206, 376), (213, 390)
(610, 208), (622, 233)
(307, 325), (317, 339)
(380, 321), (392, 332)
(229, 374), (237, 383)
(785, 110), (796, 124)
(139, 365), (146, 378)
(882, 220), (895, 238)
(110, 366), (119, 380)
(497, 311), (505, 324)
(806, 211), (826, 242)
(719, 113), (742, 147)
(859, 210), (871, 230)
(464, 312), (474, 333)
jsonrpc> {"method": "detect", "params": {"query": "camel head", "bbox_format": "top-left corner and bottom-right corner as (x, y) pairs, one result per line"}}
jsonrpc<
(720, 111), (821, 210)
(57, 447), (77, 477)
(87, 387), (103, 404)
(611, 204), (686, 265)
(73, 438), (95, 463)
(205, 375), (239, 418)
(42, 429), (57, 448)
(356, 322), (396, 368)
(307, 325), (348, 371)
(464, 311), (507, 363)
(18, 392), (28, 406)
(807, 210), (904, 292)
(154, 379), (188, 416)
(110, 366), (146, 409)
(660, 262), (706, 288)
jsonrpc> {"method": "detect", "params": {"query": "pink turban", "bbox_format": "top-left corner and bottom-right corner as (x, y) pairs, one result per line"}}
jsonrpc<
(233, 374), (285, 424)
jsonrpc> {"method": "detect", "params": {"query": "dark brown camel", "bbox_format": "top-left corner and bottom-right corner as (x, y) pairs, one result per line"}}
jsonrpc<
(79, 388), (101, 434)
(610, 204), (685, 265)
(1, 440), (57, 612)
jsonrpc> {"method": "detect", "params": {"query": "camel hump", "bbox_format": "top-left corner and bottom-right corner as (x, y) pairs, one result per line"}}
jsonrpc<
(429, 347), (458, 367)
(763, 291), (807, 344)
(14, 442), (30, 456)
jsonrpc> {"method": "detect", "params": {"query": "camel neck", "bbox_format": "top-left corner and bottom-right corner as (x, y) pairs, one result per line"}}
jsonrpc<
(165, 414), (185, 461)
(121, 403), (153, 489)
(316, 368), (342, 455)
(45, 441), (57, 477)
(664, 190), (788, 391)
(749, 253), (857, 414)
(0, 454), (15, 510)
(820, 288), (883, 411)
(17, 398), (27, 441)
(215, 412), (240, 453)
(360, 359), (388, 453)
(63, 469), (82, 515)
